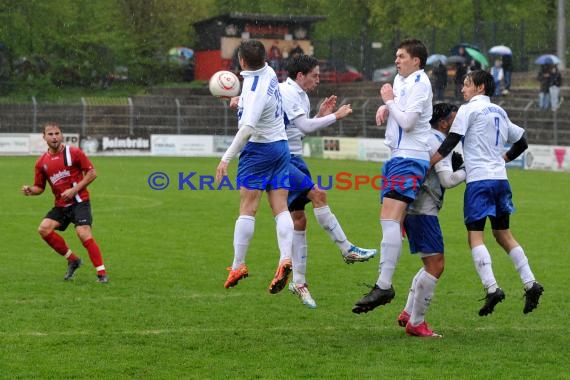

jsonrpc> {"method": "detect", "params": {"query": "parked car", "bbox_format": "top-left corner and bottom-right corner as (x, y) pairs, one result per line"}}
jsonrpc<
(372, 64), (397, 83)
(318, 59), (363, 83)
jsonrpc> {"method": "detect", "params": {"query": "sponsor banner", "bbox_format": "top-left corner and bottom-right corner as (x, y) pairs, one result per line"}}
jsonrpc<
(504, 144), (525, 169)
(322, 137), (359, 160)
(303, 137), (391, 162)
(30, 133), (80, 154)
(213, 135), (234, 154)
(302, 137), (324, 159)
(80, 137), (100, 154)
(0, 134), (29, 154)
(151, 135), (215, 156)
(525, 144), (570, 171)
(358, 138), (391, 162)
(101, 136), (150, 151)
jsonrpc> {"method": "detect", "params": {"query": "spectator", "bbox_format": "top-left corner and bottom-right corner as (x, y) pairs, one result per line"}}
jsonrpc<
(502, 54), (513, 94)
(289, 41), (305, 59)
(469, 59), (482, 72)
(432, 61), (448, 101)
(490, 59), (504, 97)
(230, 45), (241, 73)
(549, 65), (562, 112)
(454, 47), (468, 100)
(455, 62), (468, 100)
(537, 64), (551, 110)
(267, 40), (283, 72)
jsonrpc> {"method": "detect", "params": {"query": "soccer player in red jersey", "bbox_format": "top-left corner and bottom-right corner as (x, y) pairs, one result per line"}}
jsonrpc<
(21, 121), (108, 283)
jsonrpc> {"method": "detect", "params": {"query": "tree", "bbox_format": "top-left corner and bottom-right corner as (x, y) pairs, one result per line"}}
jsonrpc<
(117, 0), (214, 84)
(0, 0), (566, 94)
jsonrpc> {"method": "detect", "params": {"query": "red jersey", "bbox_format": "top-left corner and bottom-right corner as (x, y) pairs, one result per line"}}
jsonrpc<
(34, 145), (95, 207)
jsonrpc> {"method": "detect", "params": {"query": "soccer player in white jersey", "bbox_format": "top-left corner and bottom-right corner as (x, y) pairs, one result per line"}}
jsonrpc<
(430, 70), (544, 316)
(352, 39), (433, 314)
(397, 103), (466, 338)
(216, 39), (294, 294)
(279, 55), (377, 309)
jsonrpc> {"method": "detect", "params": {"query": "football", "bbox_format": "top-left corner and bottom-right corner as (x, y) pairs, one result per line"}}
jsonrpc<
(209, 70), (240, 98)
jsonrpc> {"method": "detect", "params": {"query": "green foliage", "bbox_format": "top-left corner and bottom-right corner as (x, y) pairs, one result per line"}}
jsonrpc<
(1, 156), (568, 378)
(0, 0), (567, 95)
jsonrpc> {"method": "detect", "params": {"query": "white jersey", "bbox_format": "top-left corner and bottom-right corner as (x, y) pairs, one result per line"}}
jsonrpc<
(450, 95), (524, 183)
(385, 69), (433, 160)
(279, 77), (310, 155)
(407, 129), (454, 216)
(238, 63), (287, 143)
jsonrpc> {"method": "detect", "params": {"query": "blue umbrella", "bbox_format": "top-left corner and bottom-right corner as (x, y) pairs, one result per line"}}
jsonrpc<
(427, 54), (447, 65)
(534, 54), (560, 65)
(168, 47), (194, 66)
(169, 47), (194, 59)
(489, 45), (512, 56)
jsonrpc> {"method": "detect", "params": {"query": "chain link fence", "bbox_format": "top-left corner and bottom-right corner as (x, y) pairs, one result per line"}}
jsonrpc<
(0, 92), (568, 146)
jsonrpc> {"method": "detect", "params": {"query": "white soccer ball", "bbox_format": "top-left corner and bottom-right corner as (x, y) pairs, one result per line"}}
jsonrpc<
(209, 70), (240, 98)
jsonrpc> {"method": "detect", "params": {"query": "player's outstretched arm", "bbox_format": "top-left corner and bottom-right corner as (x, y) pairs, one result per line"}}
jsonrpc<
(229, 96), (239, 110)
(316, 95), (337, 117)
(333, 104), (353, 120)
(375, 105), (389, 125)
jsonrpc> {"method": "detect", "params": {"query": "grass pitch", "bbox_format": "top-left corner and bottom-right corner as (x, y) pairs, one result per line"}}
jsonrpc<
(1, 156), (568, 379)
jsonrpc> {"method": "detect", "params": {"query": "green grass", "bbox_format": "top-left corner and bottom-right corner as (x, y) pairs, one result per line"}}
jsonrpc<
(1, 156), (568, 379)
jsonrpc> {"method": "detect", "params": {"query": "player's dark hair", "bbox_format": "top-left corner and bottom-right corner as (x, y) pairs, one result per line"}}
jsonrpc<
(286, 54), (319, 80)
(238, 40), (266, 70)
(399, 38), (428, 69)
(466, 70), (495, 97)
(430, 103), (458, 126)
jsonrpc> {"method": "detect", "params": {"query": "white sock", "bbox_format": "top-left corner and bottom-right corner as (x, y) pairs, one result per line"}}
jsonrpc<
(471, 244), (498, 292)
(404, 268), (424, 314)
(292, 230), (308, 284)
(275, 211), (293, 262)
(410, 271), (438, 326)
(313, 206), (352, 253)
(376, 219), (402, 289)
(232, 215), (255, 269)
(508, 246), (536, 288)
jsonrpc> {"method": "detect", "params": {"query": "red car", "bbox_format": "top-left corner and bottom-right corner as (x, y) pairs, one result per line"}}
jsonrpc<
(318, 59), (363, 83)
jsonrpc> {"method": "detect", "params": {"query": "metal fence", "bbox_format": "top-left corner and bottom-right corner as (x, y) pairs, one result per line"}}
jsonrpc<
(0, 94), (568, 146)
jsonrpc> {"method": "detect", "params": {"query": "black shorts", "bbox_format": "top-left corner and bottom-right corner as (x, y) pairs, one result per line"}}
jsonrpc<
(465, 214), (510, 231)
(288, 189), (311, 212)
(45, 202), (93, 231)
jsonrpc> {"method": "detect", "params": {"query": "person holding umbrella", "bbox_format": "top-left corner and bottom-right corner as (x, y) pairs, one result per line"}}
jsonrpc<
(432, 61), (448, 101)
(537, 64), (551, 110)
(502, 55), (513, 94)
(454, 47), (469, 101)
(491, 59), (504, 97)
(549, 64), (562, 111)
(489, 45), (513, 94)
(534, 55), (561, 110)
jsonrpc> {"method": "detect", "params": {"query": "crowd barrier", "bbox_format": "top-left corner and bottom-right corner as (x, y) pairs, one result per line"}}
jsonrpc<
(1, 133), (568, 172)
